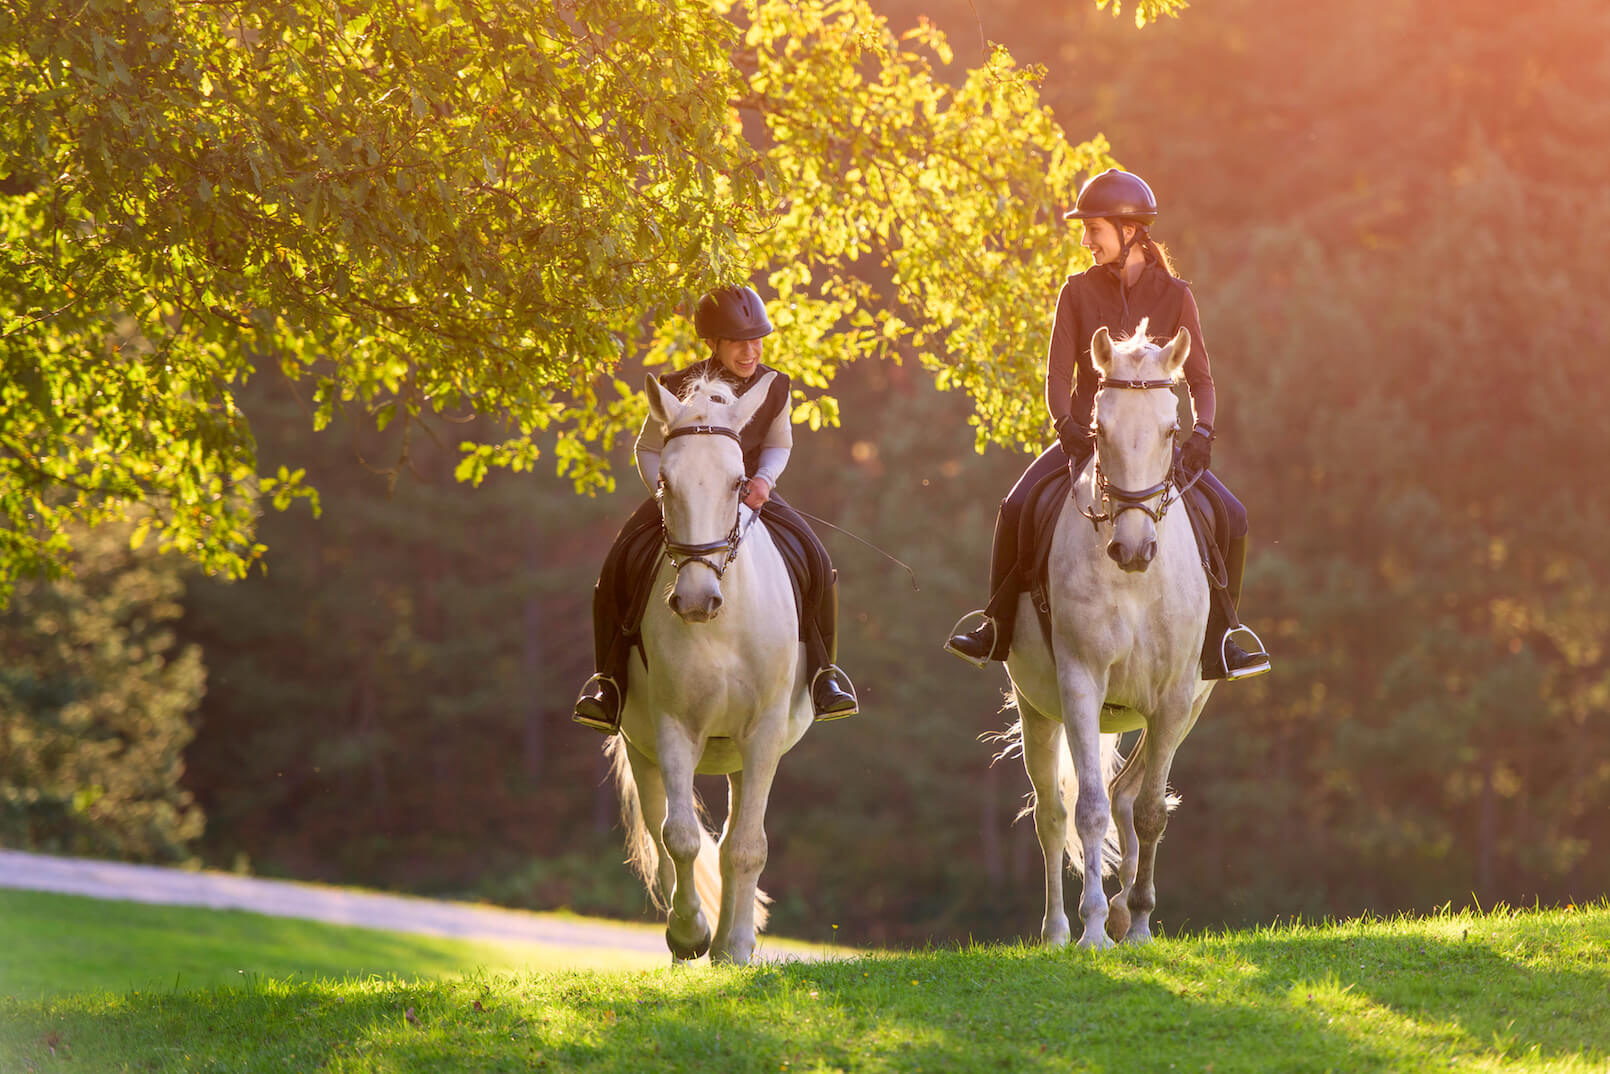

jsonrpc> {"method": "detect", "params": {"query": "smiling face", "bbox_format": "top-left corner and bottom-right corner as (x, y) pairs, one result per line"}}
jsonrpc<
(710, 336), (764, 379)
(1079, 217), (1136, 267)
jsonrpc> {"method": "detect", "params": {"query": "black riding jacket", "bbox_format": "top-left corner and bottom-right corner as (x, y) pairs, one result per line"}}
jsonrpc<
(1045, 260), (1218, 434)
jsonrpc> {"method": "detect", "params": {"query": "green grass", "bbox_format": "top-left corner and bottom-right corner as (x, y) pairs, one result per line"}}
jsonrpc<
(0, 887), (672, 1001)
(3, 892), (1609, 1073)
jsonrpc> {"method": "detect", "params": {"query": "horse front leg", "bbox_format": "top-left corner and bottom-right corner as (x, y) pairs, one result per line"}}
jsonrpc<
(1105, 730), (1146, 942)
(1058, 670), (1113, 950)
(621, 739), (680, 922)
(1123, 713), (1188, 945)
(656, 729), (712, 962)
(1017, 696), (1070, 947)
(711, 738), (783, 964)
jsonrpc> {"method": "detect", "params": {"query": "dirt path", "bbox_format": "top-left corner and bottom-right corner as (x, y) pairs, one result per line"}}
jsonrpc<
(0, 848), (685, 958)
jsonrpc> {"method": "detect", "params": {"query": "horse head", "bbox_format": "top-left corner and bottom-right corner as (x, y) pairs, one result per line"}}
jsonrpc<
(646, 370), (779, 622)
(1088, 322), (1191, 573)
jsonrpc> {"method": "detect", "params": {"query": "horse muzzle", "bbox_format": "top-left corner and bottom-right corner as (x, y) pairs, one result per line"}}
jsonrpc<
(1107, 536), (1157, 572)
(669, 587), (724, 623)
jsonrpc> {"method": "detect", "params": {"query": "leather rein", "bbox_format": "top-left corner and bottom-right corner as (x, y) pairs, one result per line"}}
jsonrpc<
(656, 424), (757, 579)
(1079, 376), (1205, 530)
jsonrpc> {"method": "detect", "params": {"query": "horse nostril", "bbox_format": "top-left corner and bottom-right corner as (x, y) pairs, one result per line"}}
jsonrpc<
(668, 592), (682, 616)
(707, 595), (724, 617)
(1107, 542), (1125, 564)
(1142, 539), (1157, 563)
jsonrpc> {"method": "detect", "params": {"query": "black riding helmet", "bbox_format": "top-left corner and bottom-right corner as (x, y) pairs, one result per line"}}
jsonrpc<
(1062, 168), (1158, 226)
(693, 285), (773, 341)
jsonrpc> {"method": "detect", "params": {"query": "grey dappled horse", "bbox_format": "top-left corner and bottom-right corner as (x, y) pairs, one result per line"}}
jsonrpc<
(999, 324), (1215, 949)
(605, 370), (815, 964)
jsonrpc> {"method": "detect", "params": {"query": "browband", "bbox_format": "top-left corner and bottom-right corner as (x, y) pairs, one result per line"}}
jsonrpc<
(1097, 377), (1177, 391)
(665, 424), (742, 443)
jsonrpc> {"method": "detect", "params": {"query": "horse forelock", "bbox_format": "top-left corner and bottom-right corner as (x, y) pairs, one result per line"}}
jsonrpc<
(1109, 318), (1182, 383)
(671, 371), (737, 427)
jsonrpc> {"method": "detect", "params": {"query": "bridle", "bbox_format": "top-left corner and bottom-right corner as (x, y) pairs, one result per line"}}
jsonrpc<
(1079, 376), (1204, 529)
(657, 424), (756, 579)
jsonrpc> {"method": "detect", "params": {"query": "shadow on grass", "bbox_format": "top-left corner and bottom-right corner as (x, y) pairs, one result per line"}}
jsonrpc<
(1230, 924), (1610, 1062)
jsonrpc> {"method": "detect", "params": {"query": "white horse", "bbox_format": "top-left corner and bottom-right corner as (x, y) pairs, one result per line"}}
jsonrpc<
(1000, 324), (1215, 949)
(604, 370), (815, 964)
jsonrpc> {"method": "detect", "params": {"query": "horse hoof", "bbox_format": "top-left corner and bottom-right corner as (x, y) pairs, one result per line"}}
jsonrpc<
(667, 926), (712, 961)
(710, 943), (754, 965)
(1077, 930), (1116, 951)
(1106, 902), (1131, 941)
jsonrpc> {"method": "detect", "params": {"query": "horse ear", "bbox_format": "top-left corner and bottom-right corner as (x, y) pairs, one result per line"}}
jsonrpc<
(728, 371), (779, 430)
(645, 373), (681, 430)
(1159, 326), (1192, 378)
(1090, 326), (1115, 376)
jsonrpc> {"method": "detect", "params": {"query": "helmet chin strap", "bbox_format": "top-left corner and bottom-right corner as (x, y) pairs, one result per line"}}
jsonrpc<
(1105, 218), (1148, 327)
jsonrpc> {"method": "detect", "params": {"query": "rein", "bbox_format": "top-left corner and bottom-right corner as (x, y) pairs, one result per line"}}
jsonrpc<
(658, 424), (755, 578)
(1079, 376), (1201, 529)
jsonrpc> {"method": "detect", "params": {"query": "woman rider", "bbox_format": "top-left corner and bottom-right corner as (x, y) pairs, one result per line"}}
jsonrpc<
(944, 168), (1272, 681)
(573, 285), (859, 733)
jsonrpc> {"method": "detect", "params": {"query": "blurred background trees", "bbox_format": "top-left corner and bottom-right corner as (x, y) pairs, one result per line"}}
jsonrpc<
(0, 516), (205, 861)
(3, 0), (1608, 945)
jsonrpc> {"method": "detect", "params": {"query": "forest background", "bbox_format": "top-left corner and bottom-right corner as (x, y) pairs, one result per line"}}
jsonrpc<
(4, 0), (1608, 948)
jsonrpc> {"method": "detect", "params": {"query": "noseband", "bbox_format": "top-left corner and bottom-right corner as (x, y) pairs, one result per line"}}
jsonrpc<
(1079, 377), (1202, 530)
(657, 424), (756, 578)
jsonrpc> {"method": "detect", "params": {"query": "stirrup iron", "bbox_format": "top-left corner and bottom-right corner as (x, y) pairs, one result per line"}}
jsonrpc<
(943, 609), (993, 669)
(810, 664), (859, 721)
(572, 673), (622, 734)
(1220, 626), (1272, 682)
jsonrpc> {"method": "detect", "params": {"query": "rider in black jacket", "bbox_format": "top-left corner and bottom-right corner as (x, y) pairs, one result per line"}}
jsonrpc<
(945, 169), (1271, 682)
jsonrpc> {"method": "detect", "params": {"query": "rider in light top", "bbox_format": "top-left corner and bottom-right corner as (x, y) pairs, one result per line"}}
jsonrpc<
(574, 285), (859, 733)
(945, 168), (1272, 681)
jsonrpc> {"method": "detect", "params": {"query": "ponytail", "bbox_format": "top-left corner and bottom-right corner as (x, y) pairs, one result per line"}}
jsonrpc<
(1140, 232), (1178, 277)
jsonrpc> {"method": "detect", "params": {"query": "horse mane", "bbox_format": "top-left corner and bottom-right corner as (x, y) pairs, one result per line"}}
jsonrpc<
(1108, 317), (1184, 383)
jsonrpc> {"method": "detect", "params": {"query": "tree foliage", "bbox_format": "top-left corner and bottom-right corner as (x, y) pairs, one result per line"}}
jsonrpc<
(0, 0), (1189, 598)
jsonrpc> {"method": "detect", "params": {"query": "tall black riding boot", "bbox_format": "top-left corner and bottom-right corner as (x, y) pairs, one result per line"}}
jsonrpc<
(574, 581), (627, 734)
(945, 500), (1023, 666)
(573, 507), (661, 735)
(1202, 535), (1271, 682)
(810, 570), (858, 720)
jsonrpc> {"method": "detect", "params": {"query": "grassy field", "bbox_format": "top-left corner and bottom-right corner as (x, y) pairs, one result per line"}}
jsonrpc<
(3, 890), (1608, 1073)
(0, 887), (675, 1000)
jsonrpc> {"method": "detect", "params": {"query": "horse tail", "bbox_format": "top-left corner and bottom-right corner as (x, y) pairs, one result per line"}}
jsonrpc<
(985, 692), (1123, 877)
(604, 736), (771, 931)
(605, 736), (662, 908)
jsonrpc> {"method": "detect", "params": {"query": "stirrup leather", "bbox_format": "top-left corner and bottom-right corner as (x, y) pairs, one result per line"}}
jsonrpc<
(572, 673), (622, 733)
(1220, 626), (1272, 682)
(810, 664), (859, 720)
(943, 609), (993, 669)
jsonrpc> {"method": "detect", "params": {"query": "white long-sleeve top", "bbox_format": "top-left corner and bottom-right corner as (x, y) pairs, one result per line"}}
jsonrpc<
(634, 393), (793, 493)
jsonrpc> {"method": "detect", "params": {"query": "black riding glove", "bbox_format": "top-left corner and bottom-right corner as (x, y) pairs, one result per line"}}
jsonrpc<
(1180, 427), (1213, 475)
(1055, 416), (1094, 463)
